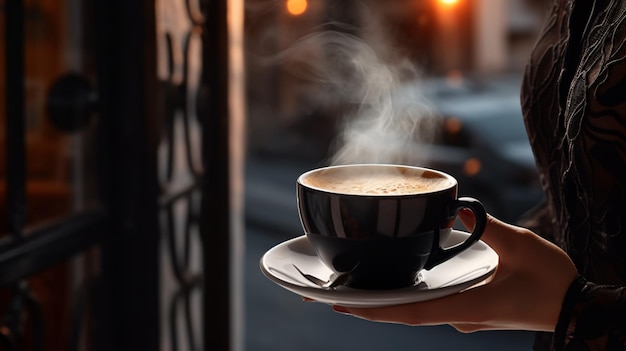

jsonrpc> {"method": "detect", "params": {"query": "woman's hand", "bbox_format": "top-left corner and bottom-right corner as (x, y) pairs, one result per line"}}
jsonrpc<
(332, 211), (579, 333)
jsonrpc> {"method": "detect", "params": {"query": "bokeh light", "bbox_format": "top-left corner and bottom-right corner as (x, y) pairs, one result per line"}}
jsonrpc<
(464, 158), (482, 177)
(287, 0), (308, 16)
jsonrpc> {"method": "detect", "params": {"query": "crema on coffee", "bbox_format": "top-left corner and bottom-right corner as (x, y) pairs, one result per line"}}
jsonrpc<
(301, 166), (453, 195)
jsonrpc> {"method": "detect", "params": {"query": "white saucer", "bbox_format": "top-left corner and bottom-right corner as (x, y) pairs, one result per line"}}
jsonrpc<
(260, 230), (498, 307)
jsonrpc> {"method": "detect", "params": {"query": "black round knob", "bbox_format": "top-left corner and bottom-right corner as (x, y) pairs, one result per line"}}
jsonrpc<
(46, 73), (98, 133)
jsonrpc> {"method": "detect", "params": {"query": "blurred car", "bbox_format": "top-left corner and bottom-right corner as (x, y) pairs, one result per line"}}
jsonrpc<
(397, 75), (544, 222)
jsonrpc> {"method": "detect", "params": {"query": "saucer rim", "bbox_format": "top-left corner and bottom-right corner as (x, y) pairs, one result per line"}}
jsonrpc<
(259, 230), (499, 307)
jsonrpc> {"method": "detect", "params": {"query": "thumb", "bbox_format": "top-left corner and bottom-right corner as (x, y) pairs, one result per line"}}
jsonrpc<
(458, 210), (517, 256)
(458, 208), (477, 231)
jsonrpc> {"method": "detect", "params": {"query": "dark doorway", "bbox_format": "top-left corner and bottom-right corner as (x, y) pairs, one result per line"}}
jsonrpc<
(1, 0), (243, 349)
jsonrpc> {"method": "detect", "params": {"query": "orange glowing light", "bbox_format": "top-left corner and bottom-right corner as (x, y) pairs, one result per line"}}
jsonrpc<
(445, 117), (462, 134)
(287, 0), (308, 16)
(439, 0), (460, 5)
(463, 158), (482, 177)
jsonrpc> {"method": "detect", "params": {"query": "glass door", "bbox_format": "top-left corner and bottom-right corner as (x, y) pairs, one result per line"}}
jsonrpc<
(1, 0), (161, 349)
(2, 0), (243, 349)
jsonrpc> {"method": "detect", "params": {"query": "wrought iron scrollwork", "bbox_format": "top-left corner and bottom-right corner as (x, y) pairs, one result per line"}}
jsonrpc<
(158, 0), (206, 349)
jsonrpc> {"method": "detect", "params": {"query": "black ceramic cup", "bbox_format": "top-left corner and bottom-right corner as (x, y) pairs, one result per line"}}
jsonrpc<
(296, 164), (487, 290)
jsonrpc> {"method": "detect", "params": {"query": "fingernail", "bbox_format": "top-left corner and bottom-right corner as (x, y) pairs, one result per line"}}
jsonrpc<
(459, 208), (473, 217)
(332, 305), (351, 315)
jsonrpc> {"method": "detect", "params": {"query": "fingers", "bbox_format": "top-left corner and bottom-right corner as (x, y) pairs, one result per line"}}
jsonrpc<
(458, 211), (519, 256)
(335, 301), (509, 333)
(334, 285), (494, 327)
(458, 208), (477, 231)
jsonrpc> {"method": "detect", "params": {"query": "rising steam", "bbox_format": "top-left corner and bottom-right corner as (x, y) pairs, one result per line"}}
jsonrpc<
(257, 22), (439, 165)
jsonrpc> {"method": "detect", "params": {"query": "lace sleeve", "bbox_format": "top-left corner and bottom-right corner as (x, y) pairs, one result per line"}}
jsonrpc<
(553, 276), (626, 350)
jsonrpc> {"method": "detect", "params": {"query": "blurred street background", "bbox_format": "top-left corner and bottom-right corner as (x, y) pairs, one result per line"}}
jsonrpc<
(244, 0), (547, 349)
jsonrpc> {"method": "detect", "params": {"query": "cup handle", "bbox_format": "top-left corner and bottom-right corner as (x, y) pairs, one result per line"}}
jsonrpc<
(423, 197), (487, 270)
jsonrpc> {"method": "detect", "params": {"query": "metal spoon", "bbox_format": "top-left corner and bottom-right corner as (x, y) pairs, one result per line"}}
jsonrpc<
(292, 264), (354, 289)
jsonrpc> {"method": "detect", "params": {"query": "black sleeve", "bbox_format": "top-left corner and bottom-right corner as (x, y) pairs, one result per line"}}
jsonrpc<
(552, 276), (626, 350)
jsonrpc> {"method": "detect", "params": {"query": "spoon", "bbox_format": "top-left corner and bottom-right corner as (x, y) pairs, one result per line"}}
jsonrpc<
(291, 264), (356, 289)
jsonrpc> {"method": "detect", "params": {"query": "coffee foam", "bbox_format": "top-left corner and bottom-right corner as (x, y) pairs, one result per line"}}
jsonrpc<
(302, 167), (452, 195)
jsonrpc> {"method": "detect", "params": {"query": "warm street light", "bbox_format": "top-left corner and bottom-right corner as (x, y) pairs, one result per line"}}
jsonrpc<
(287, 0), (308, 16)
(439, 0), (460, 5)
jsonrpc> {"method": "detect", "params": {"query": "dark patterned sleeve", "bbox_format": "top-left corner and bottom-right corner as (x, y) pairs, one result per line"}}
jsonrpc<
(552, 276), (626, 350)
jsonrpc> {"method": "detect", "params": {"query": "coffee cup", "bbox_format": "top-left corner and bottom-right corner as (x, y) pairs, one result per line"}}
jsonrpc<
(296, 164), (486, 290)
